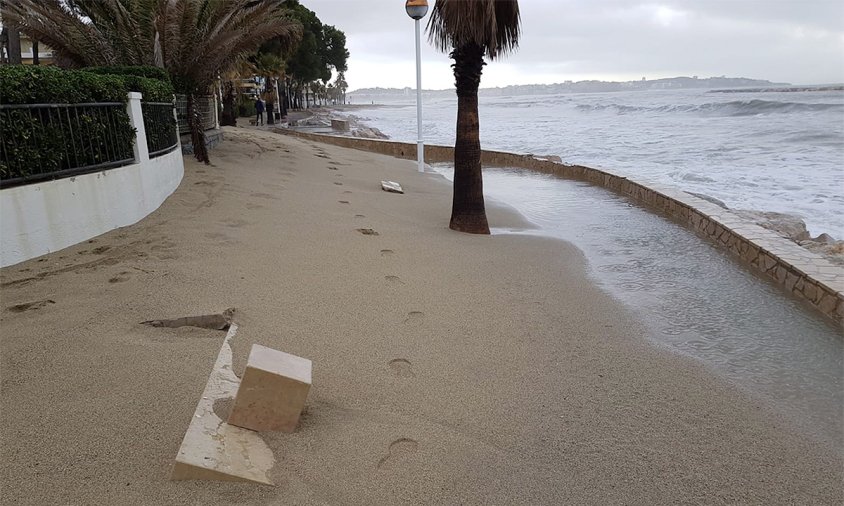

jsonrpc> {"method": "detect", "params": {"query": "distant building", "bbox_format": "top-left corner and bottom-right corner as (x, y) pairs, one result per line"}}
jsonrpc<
(0, 22), (54, 65)
(20, 34), (53, 65)
(237, 78), (261, 98)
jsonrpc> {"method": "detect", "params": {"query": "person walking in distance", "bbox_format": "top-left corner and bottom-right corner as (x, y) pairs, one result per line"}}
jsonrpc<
(255, 97), (265, 126)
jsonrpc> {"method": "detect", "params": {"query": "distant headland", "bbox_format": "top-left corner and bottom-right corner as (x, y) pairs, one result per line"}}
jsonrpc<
(350, 76), (794, 97)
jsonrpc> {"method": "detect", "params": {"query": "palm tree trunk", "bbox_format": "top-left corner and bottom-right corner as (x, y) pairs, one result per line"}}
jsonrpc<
(449, 43), (489, 234)
(6, 26), (21, 64)
(32, 40), (39, 65)
(187, 93), (209, 164)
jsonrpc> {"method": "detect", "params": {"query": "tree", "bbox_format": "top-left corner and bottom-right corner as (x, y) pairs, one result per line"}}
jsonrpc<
(335, 72), (348, 104)
(427, 0), (521, 234)
(282, 0), (348, 110)
(252, 17), (303, 118)
(253, 52), (285, 124)
(4, 0), (299, 163)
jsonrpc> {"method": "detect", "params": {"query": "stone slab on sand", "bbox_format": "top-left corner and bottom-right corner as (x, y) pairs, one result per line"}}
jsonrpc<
(171, 324), (275, 485)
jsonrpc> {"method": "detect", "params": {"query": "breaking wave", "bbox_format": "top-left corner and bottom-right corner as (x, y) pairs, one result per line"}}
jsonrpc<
(575, 99), (843, 116)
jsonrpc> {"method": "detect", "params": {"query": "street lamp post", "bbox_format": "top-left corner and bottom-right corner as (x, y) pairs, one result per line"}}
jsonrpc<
(406, 0), (428, 173)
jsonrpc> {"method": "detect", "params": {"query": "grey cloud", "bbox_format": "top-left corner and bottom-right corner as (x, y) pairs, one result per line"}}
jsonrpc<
(306, 0), (844, 87)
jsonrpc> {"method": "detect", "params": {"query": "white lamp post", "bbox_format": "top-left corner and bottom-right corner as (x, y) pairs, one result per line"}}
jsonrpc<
(406, 0), (429, 173)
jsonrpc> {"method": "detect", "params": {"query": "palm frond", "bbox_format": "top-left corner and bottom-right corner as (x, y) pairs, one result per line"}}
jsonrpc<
(427, 0), (520, 59)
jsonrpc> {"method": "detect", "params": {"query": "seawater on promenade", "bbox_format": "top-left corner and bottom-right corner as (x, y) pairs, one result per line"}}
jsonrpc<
(432, 164), (843, 449)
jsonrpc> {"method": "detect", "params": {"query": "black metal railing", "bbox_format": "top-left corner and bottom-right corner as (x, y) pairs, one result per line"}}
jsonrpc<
(142, 101), (178, 158)
(0, 103), (136, 188)
(175, 95), (217, 135)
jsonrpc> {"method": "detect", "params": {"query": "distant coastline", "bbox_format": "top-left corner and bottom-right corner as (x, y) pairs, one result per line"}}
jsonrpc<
(350, 76), (793, 97)
(710, 85), (844, 93)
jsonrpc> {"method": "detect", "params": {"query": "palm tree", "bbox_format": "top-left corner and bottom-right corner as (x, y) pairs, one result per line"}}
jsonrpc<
(252, 52), (285, 124)
(4, 0), (300, 163)
(335, 72), (348, 104)
(427, 0), (521, 234)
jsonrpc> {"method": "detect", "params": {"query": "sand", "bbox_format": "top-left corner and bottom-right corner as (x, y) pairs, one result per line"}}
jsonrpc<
(1, 127), (841, 505)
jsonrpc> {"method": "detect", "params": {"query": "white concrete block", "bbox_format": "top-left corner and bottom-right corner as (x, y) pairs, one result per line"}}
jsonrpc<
(227, 345), (312, 433)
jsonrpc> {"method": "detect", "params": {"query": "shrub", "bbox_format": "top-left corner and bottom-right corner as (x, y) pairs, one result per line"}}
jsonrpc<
(238, 96), (257, 118)
(86, 65), (171, 82)
(86, 65), (175, 102)
(121, 75), (175, 103)
(0, 65), (129, 104)
(0, 65), (143, 184)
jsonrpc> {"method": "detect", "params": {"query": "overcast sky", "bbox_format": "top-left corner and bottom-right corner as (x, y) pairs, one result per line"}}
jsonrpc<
(306, 0), (844, 90)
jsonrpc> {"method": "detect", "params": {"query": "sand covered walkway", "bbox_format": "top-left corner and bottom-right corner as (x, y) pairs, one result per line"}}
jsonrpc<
(1, 128), (841, 504)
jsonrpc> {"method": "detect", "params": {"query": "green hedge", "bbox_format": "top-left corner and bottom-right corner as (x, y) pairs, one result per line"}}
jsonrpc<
(86, 65), (170, 82)
(0, 65), (176, 184)
(87, 65), (174, 102)
(0, 65), (174, 104)
(122, 75), (175, 102)
(0, 65), (130, 104)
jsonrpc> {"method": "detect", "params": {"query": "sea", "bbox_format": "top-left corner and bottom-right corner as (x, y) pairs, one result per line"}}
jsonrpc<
(348, 88), (844, 238)
(341, 87), (844, 447)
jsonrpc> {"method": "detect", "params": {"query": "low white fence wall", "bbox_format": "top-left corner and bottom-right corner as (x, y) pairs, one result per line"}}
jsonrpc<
(1, 92), (184, 267)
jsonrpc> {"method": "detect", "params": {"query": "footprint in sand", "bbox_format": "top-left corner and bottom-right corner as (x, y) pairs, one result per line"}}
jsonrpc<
(343, 191), (353, 194)
(356, 228), (379, 235)
(91, 245), (111, 255)
(250, 192), (278, 200)
(377, 438), (418, 470)
(222, 218), (250, 228)
(404, 311), (424, 324)
(385, 275), (404, 284)
(109, 271), (131, 284)
(328, 166), (338, 171)
(380, 249), (395, 257)
(6, 299), (55, 313)
(339, 201), (350, 204)
(334, 182), (343, 186)
(388, 358), (414, 378)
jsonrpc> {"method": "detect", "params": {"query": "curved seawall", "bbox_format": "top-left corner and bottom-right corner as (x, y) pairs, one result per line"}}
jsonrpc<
(274, 128), (844, 325)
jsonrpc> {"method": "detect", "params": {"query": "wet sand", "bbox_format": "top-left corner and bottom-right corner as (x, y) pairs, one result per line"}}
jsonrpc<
(1, 127), (841, 504)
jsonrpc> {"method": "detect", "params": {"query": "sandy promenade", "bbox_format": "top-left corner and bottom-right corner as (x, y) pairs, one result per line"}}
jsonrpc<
(1, 128), (841, 504)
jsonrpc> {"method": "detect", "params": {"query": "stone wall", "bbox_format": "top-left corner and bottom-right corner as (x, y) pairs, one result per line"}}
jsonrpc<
(274, 129), (844, 326)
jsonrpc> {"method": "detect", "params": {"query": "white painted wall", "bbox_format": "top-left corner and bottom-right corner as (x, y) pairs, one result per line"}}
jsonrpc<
(1, 149), (183, 267)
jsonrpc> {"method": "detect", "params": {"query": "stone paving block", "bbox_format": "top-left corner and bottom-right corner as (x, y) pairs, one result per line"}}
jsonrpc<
(172, 324), (275, 485)
(228, 344), (312, 433)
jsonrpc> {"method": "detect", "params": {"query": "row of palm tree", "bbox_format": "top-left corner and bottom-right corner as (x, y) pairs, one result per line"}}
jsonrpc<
(3, 0), (301, 164)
